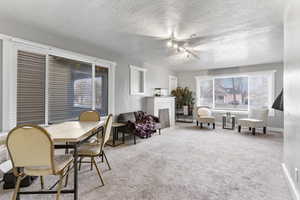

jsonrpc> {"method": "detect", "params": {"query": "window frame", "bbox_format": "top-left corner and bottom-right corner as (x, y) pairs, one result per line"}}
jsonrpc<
(195, 71), (275, 114)
(1, 36), (115, 131)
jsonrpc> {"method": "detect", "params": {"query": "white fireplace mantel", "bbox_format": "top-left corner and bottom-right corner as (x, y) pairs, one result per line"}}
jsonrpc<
(145, 96), (175, 127)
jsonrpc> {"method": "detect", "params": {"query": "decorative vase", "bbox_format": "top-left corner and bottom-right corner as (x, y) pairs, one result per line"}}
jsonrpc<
(183, 105), (189, 115)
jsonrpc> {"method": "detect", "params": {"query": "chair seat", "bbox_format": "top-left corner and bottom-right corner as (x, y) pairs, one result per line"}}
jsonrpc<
(24, 154), (73, 176)
(197, 116), (215, 123)
(77, 143), (102, 156)
(238, 118), (264, 128)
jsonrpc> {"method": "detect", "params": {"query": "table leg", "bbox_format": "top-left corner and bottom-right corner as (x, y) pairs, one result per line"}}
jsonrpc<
(232, 117), (235, 130)
(73, 144), (78, 200)
(113, 127), (116, 146)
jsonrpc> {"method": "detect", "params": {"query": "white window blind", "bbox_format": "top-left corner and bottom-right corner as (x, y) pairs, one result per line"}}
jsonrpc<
(95, 66), (108, 116)
(48, 55), (93, 123)
(17, 51), (46, 125)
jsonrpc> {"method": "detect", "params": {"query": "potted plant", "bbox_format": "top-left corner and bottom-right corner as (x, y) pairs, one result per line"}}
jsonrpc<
(171, 87), (195, 115)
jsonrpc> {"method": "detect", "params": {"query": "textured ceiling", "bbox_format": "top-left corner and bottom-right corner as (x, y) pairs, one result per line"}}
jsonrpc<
(0, 0), (284, 71)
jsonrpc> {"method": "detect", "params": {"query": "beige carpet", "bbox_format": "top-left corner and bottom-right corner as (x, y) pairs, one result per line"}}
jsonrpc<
(0, 124), (291, 200)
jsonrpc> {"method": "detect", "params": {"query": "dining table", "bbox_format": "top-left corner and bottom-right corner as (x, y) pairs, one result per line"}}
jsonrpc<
(18, 120), (105, 200)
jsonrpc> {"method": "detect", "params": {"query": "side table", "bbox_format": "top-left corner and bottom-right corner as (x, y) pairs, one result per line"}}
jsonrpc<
(222, 115), (236, 130)
(107, 122), (126, 147)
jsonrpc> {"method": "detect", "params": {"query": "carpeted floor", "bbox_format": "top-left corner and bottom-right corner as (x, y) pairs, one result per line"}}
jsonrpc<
(0, 124), (291, 200)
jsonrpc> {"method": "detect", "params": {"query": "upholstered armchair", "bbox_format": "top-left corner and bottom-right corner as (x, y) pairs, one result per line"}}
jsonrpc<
(196, 106), (215, 129)
(237, 108), (269, 135)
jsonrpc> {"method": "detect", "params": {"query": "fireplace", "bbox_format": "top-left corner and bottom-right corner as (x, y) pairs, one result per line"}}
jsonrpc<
(159, 108), (170, 128)
(145, 97), (175, 127)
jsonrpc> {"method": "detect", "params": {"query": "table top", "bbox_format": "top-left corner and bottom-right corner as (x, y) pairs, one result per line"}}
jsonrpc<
(112, 122), (126, 127)
(45, 121), (105, 143)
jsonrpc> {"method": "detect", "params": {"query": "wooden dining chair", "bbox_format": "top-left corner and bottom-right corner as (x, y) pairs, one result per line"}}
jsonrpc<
(79, 110), (102, 142)
(77, 114), (113, 186)
(6, 125), (73, 200)
(78, 110), (102, 170)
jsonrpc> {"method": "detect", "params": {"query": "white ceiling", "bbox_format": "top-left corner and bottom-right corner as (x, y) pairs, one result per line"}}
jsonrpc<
(0, 0), (284, 71)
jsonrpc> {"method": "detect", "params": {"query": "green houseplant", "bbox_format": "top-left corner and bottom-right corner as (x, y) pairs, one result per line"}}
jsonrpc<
(171, 87), (195, 115)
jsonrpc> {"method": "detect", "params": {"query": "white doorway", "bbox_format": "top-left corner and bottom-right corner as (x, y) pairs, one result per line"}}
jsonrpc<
(169, 75), (178, 95)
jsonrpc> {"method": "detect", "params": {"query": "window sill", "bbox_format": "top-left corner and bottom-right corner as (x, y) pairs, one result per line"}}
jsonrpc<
(212, 109), (248, 114)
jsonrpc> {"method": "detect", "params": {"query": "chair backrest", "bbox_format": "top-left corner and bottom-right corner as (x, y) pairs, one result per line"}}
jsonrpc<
(197, 106), (212, 117)
(101, 114), (113, 151)
(249, 108), (269, 122)
(79, 110), (100, 122)
(6, 125), (55, 173)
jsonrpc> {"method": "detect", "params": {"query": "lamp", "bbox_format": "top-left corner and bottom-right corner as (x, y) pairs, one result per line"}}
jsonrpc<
(272, 89), (283, 111)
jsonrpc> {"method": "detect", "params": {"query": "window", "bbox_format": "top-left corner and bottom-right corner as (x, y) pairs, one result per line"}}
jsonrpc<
(214, 77), (248, 110)
(1, 39), (114, 131)
(196, 71), (274, 112)
(17, 51), (46, 125)
(73, 78), (92, 108)
(48, 56), (92, 123)
(198, 79), (213, 108)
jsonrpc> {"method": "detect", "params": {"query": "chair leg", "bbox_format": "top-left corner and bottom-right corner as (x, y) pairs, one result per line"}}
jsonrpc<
(78, 157), (83, 171)
(213, 123), (215, 129)
(238, 125), (241, 133)
(196, 121), (199, 126)
(64, 165), (70, 187)
(12, 175), (22, 200)
(90, 157), (93, 171)
(56, 174), (63, 200)
(200, 123), (203, 128)
(134, 135), (136, 144)
(91, 157), (104, 186)
(103, 151), (111, 170)
(263, 127), (267, 134)
(159, 129), (161, 135)
(40, 176), (44, 189)
(252, 128), (256, 135)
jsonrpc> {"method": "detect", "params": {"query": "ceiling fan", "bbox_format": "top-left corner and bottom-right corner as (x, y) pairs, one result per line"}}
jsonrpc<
(163, 32), (202, 59)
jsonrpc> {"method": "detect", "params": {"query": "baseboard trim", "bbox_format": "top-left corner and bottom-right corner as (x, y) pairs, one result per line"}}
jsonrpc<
(282, 163), (300, 200)
(269, 127), (284, 132)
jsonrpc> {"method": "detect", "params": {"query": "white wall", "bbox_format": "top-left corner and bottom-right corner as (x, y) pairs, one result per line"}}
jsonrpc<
(176, 62), (284, 129)
(0, 40), (2, 131)
(115, 59), (175, 115)
(283, 0), (300, 198)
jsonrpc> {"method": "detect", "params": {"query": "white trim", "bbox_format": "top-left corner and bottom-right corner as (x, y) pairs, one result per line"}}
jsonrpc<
(92, 63), (96, 110)
(0, 33), (116, 67)
(282, 163), (300, 200)
(45, 54), (49, 125)
(129, 65), (147, 96)
(195, 70), (277, 80)
(108, 63), (116, 115)
(2, 40), (17, 131)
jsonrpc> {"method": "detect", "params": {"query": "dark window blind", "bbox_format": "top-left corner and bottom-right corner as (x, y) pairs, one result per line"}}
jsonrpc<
(17, 51), (46, 125)
(48, 55), (92, 123)
(95, 66), (108, 116)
